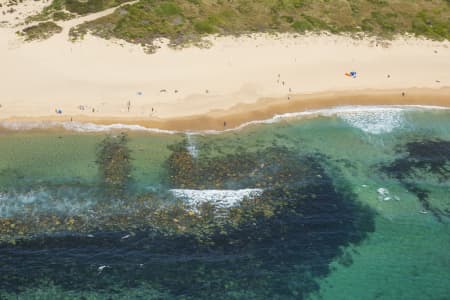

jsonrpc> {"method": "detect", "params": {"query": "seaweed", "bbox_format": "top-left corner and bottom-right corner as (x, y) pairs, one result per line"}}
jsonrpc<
(382, 140), (450, 181)
(167, 142), (317, 190)
(380, 139), (450, 220)
(96, 133), (133, 197)
(0, 142), (375, 299)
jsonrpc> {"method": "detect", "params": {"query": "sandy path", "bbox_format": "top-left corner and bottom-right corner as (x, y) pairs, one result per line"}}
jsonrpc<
(57, 0), (139, 34)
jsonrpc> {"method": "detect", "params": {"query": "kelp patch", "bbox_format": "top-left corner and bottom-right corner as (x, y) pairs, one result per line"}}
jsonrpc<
(381, 139), (450, 220)
(96, 133), (132, 196)
(167, 141), (317, 190)
(0, 139), (375, 299)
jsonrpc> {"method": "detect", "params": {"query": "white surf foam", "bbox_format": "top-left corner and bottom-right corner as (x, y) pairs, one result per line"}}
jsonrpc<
(0, 188), (97, 218)
(0, 105), (447, 135)
(186, 134), (199, 158)
(0, 121), (179, 134)
(336, 107), (405, 134)
(170, 188), (263, 209)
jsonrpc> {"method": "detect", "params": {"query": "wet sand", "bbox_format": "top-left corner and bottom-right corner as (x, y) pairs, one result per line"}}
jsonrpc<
(2, 88), (449, 132)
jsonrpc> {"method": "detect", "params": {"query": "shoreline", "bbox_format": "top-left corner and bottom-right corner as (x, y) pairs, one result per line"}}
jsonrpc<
(1, 88), (449, 132)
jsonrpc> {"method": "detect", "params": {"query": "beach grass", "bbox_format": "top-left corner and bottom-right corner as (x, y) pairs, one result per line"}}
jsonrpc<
(64, 0), (450, 46)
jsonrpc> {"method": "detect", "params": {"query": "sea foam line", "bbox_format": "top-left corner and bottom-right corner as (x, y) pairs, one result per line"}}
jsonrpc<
(0, 105), (447, 135)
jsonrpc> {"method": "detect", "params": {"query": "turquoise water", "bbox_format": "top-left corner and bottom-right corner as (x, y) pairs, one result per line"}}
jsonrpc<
(0, 107), (449, 299)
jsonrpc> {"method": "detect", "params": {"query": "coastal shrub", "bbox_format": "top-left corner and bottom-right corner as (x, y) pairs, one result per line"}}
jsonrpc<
(64, 0), (133, 14)
(52, 11), (73, 21)
(62, 0), (450, 48)
(22, 1), (450, 51)
(194, 19), (217, 34)
(281, 15), (294, 23)
(292, 0), (309, 8)
(155, 2), (182, 17)
(19, 21), (62, 41)
(46, 0), (65, 11)
(367, 0), (388, 5)
(412, 10), (450, 40)
(292, 19), (314, 32)
(26, 0), (134, 22)
(370, 11), (397, 33)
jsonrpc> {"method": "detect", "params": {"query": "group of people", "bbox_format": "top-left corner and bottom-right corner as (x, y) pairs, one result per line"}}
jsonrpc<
(276, 73), (293, 100)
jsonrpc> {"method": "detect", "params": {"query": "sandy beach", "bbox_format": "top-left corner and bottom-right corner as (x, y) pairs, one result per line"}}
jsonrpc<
(1, 2), (449, 131)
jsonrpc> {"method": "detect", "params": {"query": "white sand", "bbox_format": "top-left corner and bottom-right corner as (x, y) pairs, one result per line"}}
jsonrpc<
(0, 5), (449, 122)
(0, 0), (49, 28)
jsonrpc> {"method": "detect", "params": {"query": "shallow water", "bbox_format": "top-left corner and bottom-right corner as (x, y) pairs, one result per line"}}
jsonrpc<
(0, 107), (449, 299)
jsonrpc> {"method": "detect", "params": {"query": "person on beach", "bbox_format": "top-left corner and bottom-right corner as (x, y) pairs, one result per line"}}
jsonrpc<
(224, 121), (227, 127)
(127, 101), (131, 112)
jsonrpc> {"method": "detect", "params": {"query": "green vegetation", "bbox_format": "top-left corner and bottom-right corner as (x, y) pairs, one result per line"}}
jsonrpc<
(64, 0), (133, 15)
(26, 0), (133, 23)
(51, 10), (74, 21)
(17, 21), (62, 41)
(66, 0), (449, 47)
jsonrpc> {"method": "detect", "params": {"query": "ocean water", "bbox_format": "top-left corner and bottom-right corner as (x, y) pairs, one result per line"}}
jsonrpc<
(0, 106), (449, 299)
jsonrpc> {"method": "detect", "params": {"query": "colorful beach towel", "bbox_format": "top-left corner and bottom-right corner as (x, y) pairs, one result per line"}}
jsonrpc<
(345, 71), (357, 78)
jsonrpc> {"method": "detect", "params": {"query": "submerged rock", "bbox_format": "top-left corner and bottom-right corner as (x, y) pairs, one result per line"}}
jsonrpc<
(380, 139), (450, 220)
(0, 142), (375, 299)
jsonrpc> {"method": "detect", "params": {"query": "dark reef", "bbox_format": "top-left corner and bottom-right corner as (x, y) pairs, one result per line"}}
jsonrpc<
(380, 139), (450, 221)
(0, 138), (375, 299)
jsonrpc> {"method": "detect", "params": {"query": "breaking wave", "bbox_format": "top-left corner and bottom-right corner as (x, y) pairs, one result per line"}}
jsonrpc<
(170, 188), (263, 209)
(336, 107), (405, 134)
(0, 187), (99, 218)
